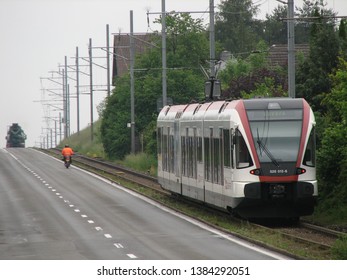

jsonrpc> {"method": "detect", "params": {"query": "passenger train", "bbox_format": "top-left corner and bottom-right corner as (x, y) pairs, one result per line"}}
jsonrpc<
(157, 98), (317, 219)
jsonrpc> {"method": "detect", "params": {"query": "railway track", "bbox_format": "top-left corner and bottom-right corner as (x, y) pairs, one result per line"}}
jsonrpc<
(253, 220), (342, 250)
(42, 148), (345, 258)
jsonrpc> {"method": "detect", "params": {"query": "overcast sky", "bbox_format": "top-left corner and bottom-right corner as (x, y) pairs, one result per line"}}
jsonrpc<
(0, 0), (346, 148)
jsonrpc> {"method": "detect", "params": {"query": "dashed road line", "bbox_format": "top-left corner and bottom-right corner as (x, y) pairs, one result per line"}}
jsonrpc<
(127, 254), (137, 259)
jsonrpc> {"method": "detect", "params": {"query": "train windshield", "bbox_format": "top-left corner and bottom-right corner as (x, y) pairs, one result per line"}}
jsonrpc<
(247, 109), (303, 164)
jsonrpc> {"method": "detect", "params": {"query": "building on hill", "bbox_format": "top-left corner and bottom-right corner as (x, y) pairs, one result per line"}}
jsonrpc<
(267, 44), (310, 68)
(112, 31), (310, 81)
(112, 33), (154, 83)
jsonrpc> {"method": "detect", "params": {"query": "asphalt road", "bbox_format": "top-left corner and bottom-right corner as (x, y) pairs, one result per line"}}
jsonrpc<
(0, 148), (289, 260)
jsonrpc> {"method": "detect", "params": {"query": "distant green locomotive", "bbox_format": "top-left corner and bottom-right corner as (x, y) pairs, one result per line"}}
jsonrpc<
(6, 123), (27, 148)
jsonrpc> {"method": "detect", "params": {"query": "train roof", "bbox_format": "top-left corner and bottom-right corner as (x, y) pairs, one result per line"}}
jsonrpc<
(160, 98), (307, 116)
(243, 98), (306, 110)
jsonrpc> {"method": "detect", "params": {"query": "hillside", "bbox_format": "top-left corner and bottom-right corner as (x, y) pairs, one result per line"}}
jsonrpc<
(58, 119), (157, 176)
(58, 119), (105, 158)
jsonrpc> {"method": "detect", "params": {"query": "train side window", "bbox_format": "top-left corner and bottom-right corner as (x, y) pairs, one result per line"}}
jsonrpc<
(174, 121), (180, 176)
(204, 129), (213, 182)
(235, 129), (253, 169)
(303, 126), (316, 167)
(204, 136), (210, 181)
(162, 128), (168, 171)
(223, 129), (231, 168)
(193, 127), (197, 179)
(212, 128), (223, 185)
(213, 137), (219, 183)
(157, 127), (162, 156)
(169, 134), (175, 173)
(231, 128), (234, 168)
(181, 134), (186, 176)
(197, 137), (203, 163)
(187, 128), (193, 178)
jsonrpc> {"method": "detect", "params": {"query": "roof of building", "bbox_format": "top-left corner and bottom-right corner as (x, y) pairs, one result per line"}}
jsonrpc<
(267, 44), (310, 67)
(112, 33), (311, 82)
(112, 33), (154, 82)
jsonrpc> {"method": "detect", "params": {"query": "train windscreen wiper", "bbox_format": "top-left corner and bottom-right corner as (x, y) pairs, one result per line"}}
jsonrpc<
(257, 129), (280, 167)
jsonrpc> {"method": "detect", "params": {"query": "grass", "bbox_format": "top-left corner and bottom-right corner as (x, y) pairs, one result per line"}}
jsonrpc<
(332, 235), (347, 259)
(58, 119), (105, 158)
(120, 152), (157, 176)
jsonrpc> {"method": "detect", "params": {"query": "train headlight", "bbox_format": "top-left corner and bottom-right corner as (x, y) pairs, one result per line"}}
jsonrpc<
(296, 167), (306, 175)
(250, 168), (261, 176)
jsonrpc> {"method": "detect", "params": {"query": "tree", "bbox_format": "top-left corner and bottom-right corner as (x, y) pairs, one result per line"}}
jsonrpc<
(296, 2), (340, 112)
(317, 58), (347, 207)
(101, 13), (209, 159)
(262, 5), (288, 45)
(218, 41), (287, 99)
(215, 0), (262, 56)
(338, 19), (347, 59)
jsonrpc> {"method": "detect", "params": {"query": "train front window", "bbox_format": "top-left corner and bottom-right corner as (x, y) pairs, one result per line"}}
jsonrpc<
(303, 126), (316, 167)
(235, 129), (253, 168)
(247, 109), (303, 164)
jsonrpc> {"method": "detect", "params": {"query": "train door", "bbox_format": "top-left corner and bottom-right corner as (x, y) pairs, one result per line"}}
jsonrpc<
(189, 127), (199, 199)
(223, 128), (235, 208)
(181, 126), (199, 198)
(203, 127), (213, 205)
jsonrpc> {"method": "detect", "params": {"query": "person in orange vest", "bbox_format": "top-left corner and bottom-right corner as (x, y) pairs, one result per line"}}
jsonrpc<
(61, 144), (74, 163)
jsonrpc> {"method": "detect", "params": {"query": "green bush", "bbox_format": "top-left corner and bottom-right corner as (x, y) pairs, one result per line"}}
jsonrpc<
(122, 152), (157, 176)
(332, 235), (347, 259)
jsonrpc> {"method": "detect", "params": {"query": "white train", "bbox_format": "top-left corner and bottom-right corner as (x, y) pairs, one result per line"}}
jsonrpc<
(157, 98), (317, 219)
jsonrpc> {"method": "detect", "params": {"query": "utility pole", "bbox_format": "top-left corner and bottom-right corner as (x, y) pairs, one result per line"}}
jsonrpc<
(130, 10), (136, 154)
(288, 0), (295, 98)
(161, 0), (167, 107)
(62, 68), (67, 139)
(89, 38), (94, 142)
(209, 0), (215, 77)
(59, 112), (62, 143)
(64, 56), (69, 137)
(67, 84), (70, 136)
(106, 24), (111, 97)
(76, 46), (80, 134)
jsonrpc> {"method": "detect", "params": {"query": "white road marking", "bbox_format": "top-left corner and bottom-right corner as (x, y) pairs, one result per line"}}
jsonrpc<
(127, 254), (137, 259)
(88, 220), (94, 224)
(114, 243), (124, 248)
(104, 234), (112, 238)
(74, 209), (80, 212)
(95, 227), (103, 231)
